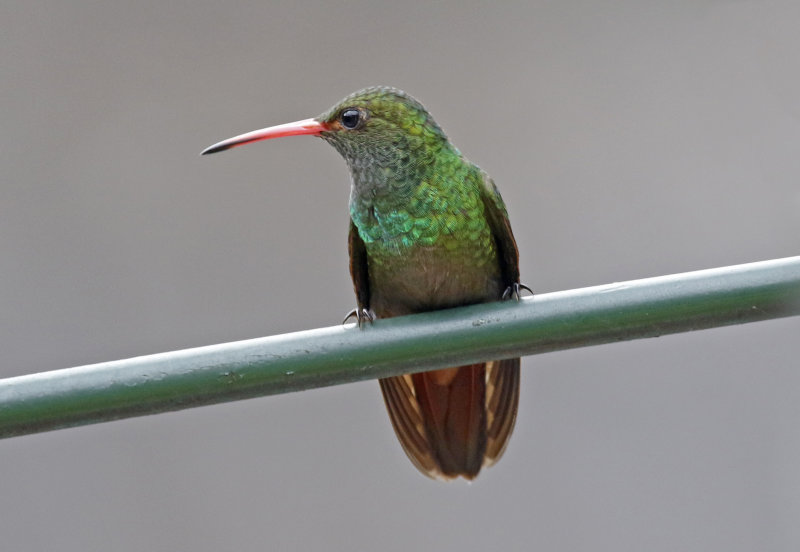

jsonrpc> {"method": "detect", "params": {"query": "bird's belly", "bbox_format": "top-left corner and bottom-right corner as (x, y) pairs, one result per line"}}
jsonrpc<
(367, 244), (503, 317)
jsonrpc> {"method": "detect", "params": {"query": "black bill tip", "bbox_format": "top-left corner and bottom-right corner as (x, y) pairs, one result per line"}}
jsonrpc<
(200, 143), (232, 156)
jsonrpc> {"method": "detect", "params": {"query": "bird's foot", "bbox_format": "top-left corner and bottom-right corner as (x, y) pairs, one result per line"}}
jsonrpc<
(502, 282), (533, 301)
(342, 308), (375, 328)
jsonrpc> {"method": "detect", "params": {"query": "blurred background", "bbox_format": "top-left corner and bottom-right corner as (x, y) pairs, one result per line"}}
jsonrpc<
(2, 1), (799, 550)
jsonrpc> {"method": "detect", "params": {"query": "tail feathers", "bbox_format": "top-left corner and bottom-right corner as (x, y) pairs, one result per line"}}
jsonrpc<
(379, 358), (520, 480)
(411, 364), (486, 478)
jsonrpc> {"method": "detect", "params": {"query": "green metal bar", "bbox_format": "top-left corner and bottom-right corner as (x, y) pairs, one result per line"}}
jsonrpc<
(1, 256), (799, 439)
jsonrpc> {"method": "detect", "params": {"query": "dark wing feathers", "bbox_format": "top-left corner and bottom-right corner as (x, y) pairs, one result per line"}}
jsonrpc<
(479, 172), (521, 287)
(348, 221), (371, 312)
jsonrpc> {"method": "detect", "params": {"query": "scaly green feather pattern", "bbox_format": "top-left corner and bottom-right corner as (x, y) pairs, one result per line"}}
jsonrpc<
(349, 158), (498, 270)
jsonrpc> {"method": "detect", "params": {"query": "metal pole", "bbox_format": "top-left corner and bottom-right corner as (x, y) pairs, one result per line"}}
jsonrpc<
(1, 256), (798, 439)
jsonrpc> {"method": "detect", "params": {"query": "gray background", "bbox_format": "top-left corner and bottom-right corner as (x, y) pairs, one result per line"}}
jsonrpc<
(2, 1), (799, 551)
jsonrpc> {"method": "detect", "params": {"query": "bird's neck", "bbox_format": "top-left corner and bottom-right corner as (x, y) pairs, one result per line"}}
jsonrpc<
(348, 139), (465, 198)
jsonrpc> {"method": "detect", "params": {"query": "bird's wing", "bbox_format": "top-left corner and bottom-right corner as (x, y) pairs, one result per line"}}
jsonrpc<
(479, 171), (521, 287)
(348, 220), (371, 312)
(478, 172), (521, 466)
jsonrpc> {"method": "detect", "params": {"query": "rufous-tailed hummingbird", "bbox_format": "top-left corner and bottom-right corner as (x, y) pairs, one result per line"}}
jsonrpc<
(202, 87), (525, 480)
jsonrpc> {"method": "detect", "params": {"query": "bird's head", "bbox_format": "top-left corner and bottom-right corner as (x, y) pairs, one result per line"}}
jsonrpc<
(202, 87), (452, 173)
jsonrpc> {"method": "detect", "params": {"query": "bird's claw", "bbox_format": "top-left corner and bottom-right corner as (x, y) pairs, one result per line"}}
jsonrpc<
(502, 282), (533, 301)
(342, 308), (375, 328)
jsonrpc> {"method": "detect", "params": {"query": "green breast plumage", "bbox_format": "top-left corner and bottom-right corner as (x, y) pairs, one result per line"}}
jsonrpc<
(349, 158), (503, 315)
(350, 161), (497, 265)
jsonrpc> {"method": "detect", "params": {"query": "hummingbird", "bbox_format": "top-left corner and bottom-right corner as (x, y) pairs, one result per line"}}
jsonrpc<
(202, 87), (525, 480)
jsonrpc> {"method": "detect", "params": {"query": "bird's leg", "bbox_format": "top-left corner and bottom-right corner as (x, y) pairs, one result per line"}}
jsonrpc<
(342, 307), (375, 328)
(502, 282), (533, 301)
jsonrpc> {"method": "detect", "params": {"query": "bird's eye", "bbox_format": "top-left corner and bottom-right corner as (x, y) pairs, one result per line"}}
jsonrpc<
(340, 108), (362, 129)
